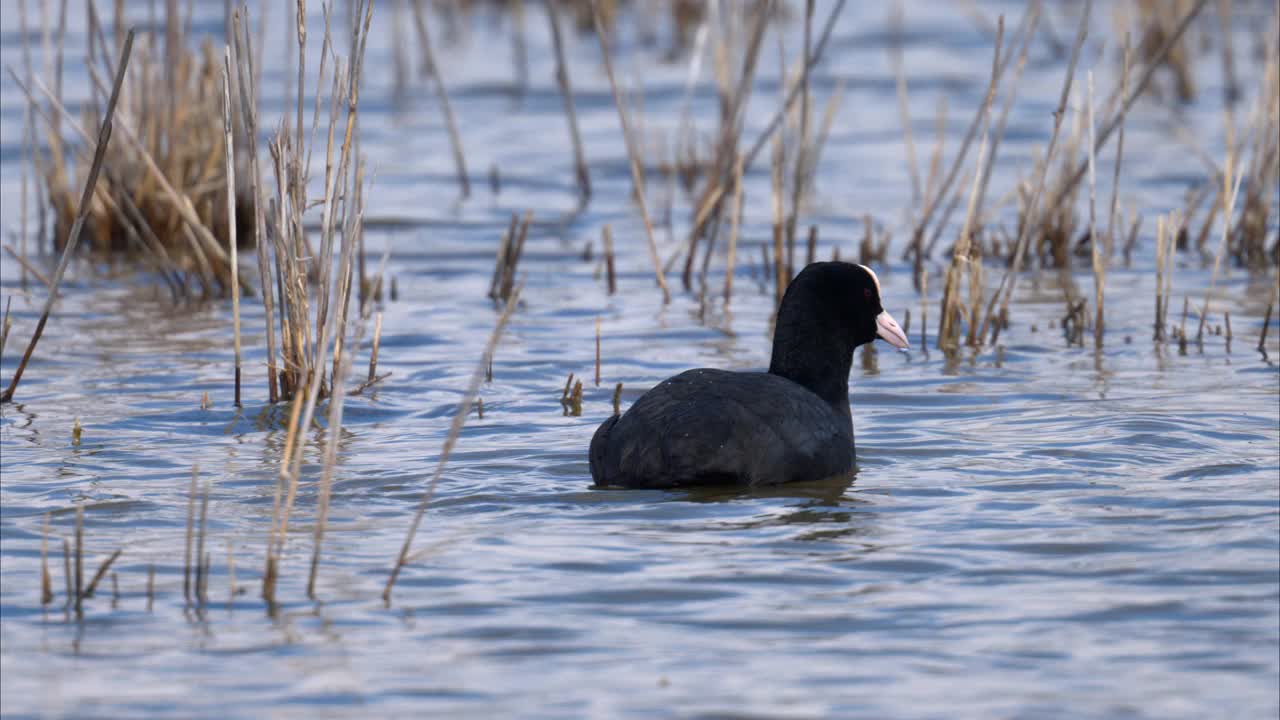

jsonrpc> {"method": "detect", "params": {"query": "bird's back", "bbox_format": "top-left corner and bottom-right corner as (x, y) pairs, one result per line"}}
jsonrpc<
(590, 369), (853, 489)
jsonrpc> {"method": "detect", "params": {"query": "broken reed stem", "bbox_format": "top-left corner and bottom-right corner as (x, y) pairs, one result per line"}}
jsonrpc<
(40, 512), (53, 605)
(195, 479), (211, 607)
(1197, 120), (1246, 341)
(591, 0), (669, 304)
(223, 47), (242, 407)
(724, 154), (744, 305)
(602, 225), (616, 295)
(1260, 300), (1274, 352)
(73, 505), (83, 614)
(547, 0), (590, 204)
(368, 311), (383, 383)
(61, 538), (71, 611)
(1086, 72), (1103, 349)
(983, 1), (1090, 342)
(612, 382), (622, 417)
(411, 0), (469, 197)
(384, 286), (522, 603)
(83, 548), (122, 598)
(147, 564), (155, 611)
(595, 317), (601, 386)
(500, 212), (532, 302)
(1, 298), (12, 361)
(1, 29), (134, 405)
(184, 466), (197, 605)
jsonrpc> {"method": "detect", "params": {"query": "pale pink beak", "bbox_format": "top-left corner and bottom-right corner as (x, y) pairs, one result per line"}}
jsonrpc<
(876, 311), (910, 350)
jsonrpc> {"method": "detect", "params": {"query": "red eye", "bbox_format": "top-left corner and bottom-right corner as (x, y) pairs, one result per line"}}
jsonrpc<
(864, 288), (873, 300)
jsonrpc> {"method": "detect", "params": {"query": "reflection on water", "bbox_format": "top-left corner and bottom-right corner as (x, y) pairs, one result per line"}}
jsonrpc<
(2, 0), (1279, 717)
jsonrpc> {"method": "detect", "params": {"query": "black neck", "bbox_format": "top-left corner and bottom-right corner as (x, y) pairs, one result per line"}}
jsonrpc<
(767, 302), (857, 419)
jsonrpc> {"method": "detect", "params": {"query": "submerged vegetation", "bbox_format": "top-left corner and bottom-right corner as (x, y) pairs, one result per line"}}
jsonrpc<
(1, 0), (1277, 621)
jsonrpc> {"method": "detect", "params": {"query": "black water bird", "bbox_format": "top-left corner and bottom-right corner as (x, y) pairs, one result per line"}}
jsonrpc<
(589, 262), (909, 489)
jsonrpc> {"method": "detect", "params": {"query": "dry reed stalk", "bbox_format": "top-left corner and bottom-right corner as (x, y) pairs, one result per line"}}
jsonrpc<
(1197, 121), (1247, 341)
(308, 331), (352, 599)
(595, 318), (602, 386)
(771, 140), (786, 306)
(547, 0), (590, 204)
(1086, 72), (1102, 349)
(982, 2), (1090, 343)
(368, 311), (384, 384)
(195, 479), (211, 607)
(489, 214), (517, 299)
(785, 0), (816, 252)
(939, 131), (990, 349)
(612, 382), (623, 416)
(2, 246), (52, 290)
(83, 548), (122, 598)
(1260, 301), (1274, 352)
(61, 538), (71, 611)
(263, 0), (377, 585)
(235, 15), (277, 404)
(40, 512), (53, 605)
(384, 287), (522, 603)
(1, 298), (12, 361)
(411, 0), (469, 197)
(222, 47), (243, 407)
(1104, 36), (1132, 285)
(723, 154), (745, 305)
(971, 7), (1039, 231)
(73, 505), (83, 614)
(184, 465), (196, 605)
(591, 0), (669, 304)
(1, 30), (134, 405)
(603, 225), (617, 295)
(511, 0), (528, 94)
(499, 212), (532, 303)
(146, 564), (155, 611)
(224, 538), (234, 604)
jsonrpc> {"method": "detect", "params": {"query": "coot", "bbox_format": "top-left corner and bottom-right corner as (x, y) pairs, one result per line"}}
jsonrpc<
(590, 261), (908, 488)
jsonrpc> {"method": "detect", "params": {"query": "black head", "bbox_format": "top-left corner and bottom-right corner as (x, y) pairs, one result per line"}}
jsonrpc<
(768, 262), (908, 410)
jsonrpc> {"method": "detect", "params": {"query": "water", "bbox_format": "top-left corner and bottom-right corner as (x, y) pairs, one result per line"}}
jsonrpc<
(2, 1), (1279, 717)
